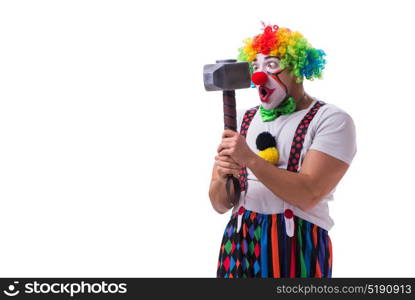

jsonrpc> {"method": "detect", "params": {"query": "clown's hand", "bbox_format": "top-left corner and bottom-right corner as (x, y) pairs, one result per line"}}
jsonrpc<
(217, 129), (256, 166)
(214, 154), (240, 180)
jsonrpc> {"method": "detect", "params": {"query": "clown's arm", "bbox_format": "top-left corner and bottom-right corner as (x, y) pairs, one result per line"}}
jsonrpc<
(218, 129), (350, 211)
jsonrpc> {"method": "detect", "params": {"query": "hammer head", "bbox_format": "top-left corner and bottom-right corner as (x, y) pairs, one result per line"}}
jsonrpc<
(203, 59), (251, 91)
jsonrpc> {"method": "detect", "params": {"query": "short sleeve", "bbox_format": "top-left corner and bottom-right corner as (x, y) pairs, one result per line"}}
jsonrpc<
(309, 111), (357, 165)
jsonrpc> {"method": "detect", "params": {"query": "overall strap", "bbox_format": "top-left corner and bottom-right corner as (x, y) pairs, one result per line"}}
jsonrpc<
(238, 106), (259, 192)
(286, 100), (326, 173)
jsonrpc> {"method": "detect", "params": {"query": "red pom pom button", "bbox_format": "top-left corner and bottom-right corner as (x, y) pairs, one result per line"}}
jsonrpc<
(251, 72), (268, 85)
(238, 206), (246, 215)
(284, 209), (293, 219)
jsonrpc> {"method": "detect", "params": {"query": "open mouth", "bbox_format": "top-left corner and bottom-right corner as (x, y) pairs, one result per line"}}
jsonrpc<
(258, 86), (275, 103)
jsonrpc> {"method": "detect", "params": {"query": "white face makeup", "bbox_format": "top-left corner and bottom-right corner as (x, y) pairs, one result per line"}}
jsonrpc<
(252, 53), (288, 110)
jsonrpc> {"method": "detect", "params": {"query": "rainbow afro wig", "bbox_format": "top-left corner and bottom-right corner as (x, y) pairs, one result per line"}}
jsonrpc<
(238, 24), (326, 83)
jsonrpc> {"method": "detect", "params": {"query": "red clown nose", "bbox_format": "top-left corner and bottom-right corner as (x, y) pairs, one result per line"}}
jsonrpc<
(251, 71), (268, 85)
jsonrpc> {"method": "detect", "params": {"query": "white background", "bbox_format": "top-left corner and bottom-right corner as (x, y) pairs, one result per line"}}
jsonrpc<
(0, 0), (414, 277)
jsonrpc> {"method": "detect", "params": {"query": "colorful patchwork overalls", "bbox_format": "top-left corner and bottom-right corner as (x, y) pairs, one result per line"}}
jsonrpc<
(216, 100), (333, 278)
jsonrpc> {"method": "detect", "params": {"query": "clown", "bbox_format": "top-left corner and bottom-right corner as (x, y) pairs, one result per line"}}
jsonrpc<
(209, 24), (357, 278)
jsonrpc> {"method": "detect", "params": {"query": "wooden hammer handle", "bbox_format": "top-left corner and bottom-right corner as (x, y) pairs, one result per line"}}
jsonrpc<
(223, 90), (237, 131)
(222, 90), (241, 206)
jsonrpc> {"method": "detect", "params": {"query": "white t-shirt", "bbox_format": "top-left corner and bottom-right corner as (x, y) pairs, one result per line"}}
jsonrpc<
(231, 97), (357, 231)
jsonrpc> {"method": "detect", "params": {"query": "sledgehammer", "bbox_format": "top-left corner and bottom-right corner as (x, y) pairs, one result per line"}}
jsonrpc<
(203, 59), (251, 206)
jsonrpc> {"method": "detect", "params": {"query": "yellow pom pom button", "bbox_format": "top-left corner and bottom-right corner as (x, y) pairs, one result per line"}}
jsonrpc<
(258, 147), (279, 164)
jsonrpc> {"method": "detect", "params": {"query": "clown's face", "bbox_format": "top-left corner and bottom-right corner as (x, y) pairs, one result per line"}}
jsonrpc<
(251, 53), (291, 110)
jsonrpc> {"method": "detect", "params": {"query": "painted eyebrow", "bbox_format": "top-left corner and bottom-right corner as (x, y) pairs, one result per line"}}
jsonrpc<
(252, 56), (278, 64)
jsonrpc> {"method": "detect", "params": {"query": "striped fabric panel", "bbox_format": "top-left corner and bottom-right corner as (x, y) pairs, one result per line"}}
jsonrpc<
(271, 214), (280, 278)
(304, 222), (312, 277)
(317, 227), (325, 277)
(260, 215), (269, 278)
(217, 210), (333, 278)
(297, 219), (307, 277)
(328, 235), (333, 278)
